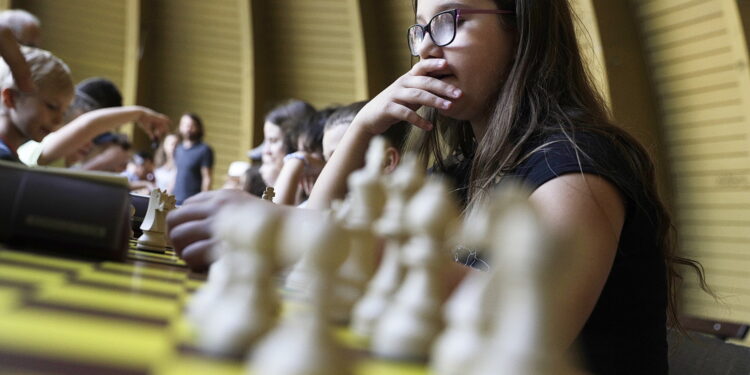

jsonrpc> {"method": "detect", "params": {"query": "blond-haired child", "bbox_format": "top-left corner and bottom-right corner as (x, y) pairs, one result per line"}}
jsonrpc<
(0, 46), (73, 162)
(17, 77), (170, 168)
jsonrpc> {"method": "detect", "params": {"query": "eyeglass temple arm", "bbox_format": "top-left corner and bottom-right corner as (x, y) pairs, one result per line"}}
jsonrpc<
(456, 9), (514, 16)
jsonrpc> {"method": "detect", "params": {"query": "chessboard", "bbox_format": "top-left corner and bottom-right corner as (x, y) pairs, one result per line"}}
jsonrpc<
(0, 240), (428, 374)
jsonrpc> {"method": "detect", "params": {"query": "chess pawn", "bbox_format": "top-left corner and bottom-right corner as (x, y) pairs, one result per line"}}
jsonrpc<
(331, 137), (388, 322)
(251, 217), (353, 375)
(192, 202), (281, 356)
(262, 186), (275, 201)
(470, 195), (579, 375)
(430, 269), (495, 375)
(372, 177), (458, 360)
(186, 234), (244, 328)
(284, 210), (352, 300)
(137, 189), (176, 251)
(350, 154), (424, 338)
(249, 312), (353, 375)
(186, 241), (232, 326)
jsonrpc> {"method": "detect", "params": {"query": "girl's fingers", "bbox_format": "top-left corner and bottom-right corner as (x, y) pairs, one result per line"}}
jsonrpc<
(393, 87), (452, 112)
(401, 75), (462, 100)
(409, 58), (448, 76)
(384, 102), (432, 130)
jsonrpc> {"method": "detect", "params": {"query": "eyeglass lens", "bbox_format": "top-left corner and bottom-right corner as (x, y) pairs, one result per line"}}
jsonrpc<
(408, 11), (456, 56)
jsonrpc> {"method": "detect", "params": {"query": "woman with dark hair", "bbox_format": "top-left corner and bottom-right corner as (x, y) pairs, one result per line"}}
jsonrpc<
(259, 99), (316, 188)
(174, 112), (214, 204)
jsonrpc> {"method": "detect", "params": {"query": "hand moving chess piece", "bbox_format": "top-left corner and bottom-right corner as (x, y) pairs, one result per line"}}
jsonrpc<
(351, 154), (424, 338)
(188, 201), (281, 356)
(372, 177), (459, 360)
(137, 189), (176, 251)
(251, 214), (353, 375)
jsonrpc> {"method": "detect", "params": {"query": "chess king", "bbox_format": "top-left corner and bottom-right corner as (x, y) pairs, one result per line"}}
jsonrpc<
(137, 189), (177, 251)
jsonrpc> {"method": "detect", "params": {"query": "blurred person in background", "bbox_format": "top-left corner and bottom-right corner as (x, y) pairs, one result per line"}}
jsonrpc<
(258, 99), (315, 188)
(222, 161), (249, 190)
(173, 113), (213, 204)
(122, 150), (155, 194)
(154, 133), (179, 193)
(0, 9), (41, 47)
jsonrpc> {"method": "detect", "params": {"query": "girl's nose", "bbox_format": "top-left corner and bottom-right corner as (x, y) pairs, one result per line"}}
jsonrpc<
(418, 32), (444, 60)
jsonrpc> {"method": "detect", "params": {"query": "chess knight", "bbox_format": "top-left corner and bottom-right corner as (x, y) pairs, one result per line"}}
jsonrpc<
(137, 189), (177, 251)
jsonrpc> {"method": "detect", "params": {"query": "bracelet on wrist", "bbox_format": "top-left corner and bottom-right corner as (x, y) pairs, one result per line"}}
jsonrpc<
(283, 152), (307, 165)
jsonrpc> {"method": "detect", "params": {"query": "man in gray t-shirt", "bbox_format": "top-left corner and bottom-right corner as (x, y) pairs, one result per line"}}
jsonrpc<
(173, 113), (213, 204)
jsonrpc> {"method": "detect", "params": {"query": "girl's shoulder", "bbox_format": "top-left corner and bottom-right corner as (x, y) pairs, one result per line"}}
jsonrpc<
(507, 129), (632, 192)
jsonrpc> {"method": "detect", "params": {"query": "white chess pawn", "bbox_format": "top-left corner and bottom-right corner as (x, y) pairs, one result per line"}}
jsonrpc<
(186, 240), (232, 326)
(351, 154), (424, 338)
(284, 209), (352, 300)
(470, 195), (578, 375)
(190, 202), (281, 356)
(371, 177), (458, 360)
(430, 269), (496, 375)
(331, 137), (388, 322)
(137, 189), (176, 251)
(250, 216), (353, 375)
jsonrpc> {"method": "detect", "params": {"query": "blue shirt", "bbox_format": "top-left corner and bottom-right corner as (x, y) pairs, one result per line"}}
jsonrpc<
(0, 139), (20, 162)
(173, 142), (213, 204)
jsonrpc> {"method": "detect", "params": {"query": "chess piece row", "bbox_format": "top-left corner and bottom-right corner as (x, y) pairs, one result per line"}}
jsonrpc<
(185, 136), (583, 374)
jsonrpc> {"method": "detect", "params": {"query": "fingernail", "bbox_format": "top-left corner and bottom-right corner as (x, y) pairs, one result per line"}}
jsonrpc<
(452, 89), (462, 98)
(442, 100), (451, 109)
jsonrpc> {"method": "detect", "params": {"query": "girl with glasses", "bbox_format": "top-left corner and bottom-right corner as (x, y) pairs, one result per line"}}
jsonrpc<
(306, 0), (708, 374)
(168, 0), (710, 373)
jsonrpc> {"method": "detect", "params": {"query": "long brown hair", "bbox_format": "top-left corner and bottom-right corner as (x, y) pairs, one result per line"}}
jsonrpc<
(407, 0), (710, 327)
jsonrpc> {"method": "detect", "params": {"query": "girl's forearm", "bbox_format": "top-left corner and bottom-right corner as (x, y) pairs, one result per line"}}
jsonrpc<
(306, 122), (374, 210)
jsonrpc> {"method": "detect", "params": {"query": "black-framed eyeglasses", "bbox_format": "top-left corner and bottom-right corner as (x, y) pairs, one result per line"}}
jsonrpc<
(407, 8), (514, 57)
